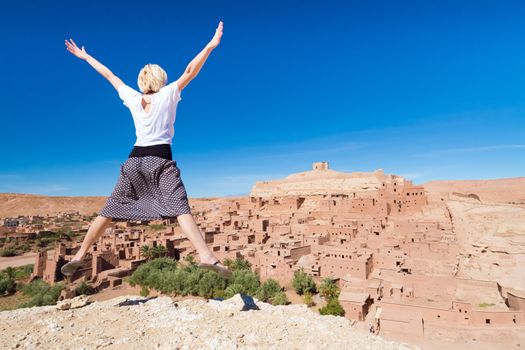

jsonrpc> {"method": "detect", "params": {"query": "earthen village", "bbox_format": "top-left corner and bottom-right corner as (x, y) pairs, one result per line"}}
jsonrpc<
(3, 161), (524, 340)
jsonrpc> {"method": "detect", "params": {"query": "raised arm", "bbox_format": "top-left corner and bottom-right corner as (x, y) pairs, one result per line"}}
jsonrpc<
(176, 21), (223, 91)
(65, 38), (124, 91)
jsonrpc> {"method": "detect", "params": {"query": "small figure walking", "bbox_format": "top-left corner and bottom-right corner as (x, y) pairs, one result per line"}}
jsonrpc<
(60, 21), (231, 278)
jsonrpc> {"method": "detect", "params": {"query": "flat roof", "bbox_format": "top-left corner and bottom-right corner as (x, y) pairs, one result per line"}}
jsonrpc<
(339, 291), (370, 303)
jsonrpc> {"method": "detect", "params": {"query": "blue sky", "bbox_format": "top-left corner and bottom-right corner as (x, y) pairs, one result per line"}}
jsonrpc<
(0, 0), (524, 197)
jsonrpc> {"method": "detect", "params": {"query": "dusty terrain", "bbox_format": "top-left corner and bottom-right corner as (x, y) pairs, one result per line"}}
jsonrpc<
(448, 199), (525, 290)
(0, 294), (416, 350)
(0, 251), (43, 270)
(423, 177), (525, 204)
(0, 193), (232, 218)
(0, 193), (107, 217)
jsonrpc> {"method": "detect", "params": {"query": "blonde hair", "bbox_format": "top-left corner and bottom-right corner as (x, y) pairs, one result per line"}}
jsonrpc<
(137, 63), (168, 94)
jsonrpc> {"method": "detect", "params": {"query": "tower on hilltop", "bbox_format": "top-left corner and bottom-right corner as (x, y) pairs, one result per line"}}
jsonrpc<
(312, 161), (329, 171)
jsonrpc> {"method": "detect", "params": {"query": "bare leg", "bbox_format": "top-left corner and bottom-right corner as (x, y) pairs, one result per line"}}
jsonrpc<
(176, 213), (226, 268)
(71, 215), (112, 262)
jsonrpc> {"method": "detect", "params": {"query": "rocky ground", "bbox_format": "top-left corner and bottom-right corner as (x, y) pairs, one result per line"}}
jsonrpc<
(0, 294), (417, 350)
(423, 177), (525, 205)
(448, 199), (525, 290)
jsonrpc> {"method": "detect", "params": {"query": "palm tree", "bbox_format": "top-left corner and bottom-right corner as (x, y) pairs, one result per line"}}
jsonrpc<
(3, 266), (16, 280)
(319, 277), (339, 300)
(151, 245), (167, 258)
(140, 245), (151, 260)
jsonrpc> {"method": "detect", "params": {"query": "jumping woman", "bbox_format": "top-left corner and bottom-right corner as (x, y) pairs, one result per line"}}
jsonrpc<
(60, 21), (231, 278)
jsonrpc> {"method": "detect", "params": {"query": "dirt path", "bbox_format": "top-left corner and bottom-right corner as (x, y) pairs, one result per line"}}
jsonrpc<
(0, 251), (39, 270)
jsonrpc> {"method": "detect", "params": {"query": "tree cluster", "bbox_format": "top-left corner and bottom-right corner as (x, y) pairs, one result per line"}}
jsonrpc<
(129, 256), (288, 305)
(318, 277), (345, 317)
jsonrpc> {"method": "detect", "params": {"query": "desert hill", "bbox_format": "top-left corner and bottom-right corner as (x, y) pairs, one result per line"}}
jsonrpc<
(2, 174), (523, 218)
(0, 294), (415, 350)
(423, 177), (525, 205)
(0, 193), (235, 218)
(250, 163), (397, 198)
(0, 193), (107, 218)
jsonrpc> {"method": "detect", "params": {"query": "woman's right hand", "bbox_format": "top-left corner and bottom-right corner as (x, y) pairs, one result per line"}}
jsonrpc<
(207, 21), (223, 50)
(65, 38), (89, 60)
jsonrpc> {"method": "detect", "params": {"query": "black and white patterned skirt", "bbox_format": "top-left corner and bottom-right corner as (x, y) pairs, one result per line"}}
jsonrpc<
(99, 156), (192, 221)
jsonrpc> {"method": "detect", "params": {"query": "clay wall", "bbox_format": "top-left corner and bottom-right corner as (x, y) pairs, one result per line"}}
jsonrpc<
(379, 309), (424, 337)
(339, 300), (367, 321)
(470, 310), (524, 326)
(507, 291), (525, 311)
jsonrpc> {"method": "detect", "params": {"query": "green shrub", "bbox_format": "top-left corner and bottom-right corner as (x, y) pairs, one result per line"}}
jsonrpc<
(255, 278), (282, 302)
(224, 283), (245, 298)
(271, 291), (289, 305)
(75, 281), (95, 296)
(129, 257), (178, 287)
(303, 291), (314, 307)
(229, 269), (261, 296)
(140, 245), (151, 260)
(0, 266), (17, 295)
(19, 278), (49, 297)
(150, 245), (167, 259)
(478, 302), (496, 308)
(140, 285), (150, 297)
(319, 298), (345, 316)
(128, 255), (263, 300)
(184, 268), (206, 295)
(0, 247), (18, 257)
(319, 277), (339, 300)
(140, 244), (168, 261)
(16, 244), (31, 253)
(129, 257), (231, 298)
(0, 276), (16, 295)
(224, 257), (252, 271)
(292, 269), (316, 295)
(14, 264), (34, 280)
(155, 268), (192, 295)
(184, 254), (197, 266)
(1, 266), (16, 279)
(197, 271), (227, 298)
(18, 279), (65, 308)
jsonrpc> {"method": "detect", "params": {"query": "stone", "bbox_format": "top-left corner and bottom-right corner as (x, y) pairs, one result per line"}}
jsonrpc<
(56, 295), (91, 310)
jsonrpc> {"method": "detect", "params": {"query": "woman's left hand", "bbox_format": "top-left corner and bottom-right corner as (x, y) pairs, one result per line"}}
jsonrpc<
(65, 38), (89, 60)
(207, 21), (223, 50)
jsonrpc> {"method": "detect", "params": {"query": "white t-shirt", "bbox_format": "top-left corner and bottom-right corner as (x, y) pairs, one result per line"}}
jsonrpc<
(117, 81), (182, 146)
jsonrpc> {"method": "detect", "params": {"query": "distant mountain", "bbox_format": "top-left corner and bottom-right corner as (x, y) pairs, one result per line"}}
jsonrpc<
(0, 193), (108, 217)
(2, 174), (523, 217)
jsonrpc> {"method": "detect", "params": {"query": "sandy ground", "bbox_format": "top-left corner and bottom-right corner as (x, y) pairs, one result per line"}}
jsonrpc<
(381, 324), (524, 350)
(448, 200), (525, 290)
(423, 177), (525, 204)
(0, 251), (43, 270)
